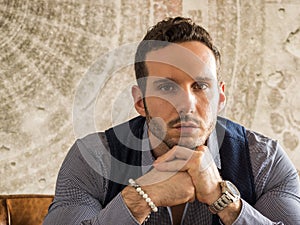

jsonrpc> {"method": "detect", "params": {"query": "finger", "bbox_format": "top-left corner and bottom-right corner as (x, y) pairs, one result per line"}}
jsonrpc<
(195, 145), (207, 152)
(154, 146), (193, 164)
(154, 148), (177, 164)
(153, 159), (189, 172)
(137, 169), (176, 186)
(195, 146), (215, 172)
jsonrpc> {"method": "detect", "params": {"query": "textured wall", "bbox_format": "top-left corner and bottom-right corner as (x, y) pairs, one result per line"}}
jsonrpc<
(0, 0), (299, 194)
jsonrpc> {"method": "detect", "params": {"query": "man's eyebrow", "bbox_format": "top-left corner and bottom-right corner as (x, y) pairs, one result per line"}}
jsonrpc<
(194, 76), (214, 82)
(151, 76), (214, 85)
(152, 78), (176, 85)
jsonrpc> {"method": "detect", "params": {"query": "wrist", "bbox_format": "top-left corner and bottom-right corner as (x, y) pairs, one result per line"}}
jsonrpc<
(218, 199), (242, 225)
(121, 186), (151, 223)
(203, 185), (222, 205)
(128, 178), (158, 213)
(207, 180), (242, 224)
(208, 180), (240, 213)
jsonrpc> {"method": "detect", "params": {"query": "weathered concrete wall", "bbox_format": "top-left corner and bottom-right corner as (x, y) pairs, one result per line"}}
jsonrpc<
(0, 0), (299, 194)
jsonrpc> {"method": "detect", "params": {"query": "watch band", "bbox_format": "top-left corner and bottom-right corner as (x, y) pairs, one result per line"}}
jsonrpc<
(208, 181), (240, 214)
(208, 191), (236, 214)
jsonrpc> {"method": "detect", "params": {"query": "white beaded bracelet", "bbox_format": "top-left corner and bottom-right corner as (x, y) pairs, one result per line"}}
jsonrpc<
(128, 178), (158, 213)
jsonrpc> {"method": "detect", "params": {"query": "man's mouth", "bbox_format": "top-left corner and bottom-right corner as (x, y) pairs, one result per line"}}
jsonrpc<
(173, 122), (200, 134)
(173, 122), (199, 128)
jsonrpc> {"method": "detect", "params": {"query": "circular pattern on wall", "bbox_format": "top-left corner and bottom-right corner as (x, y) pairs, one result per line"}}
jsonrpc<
(0, 0), (28, 47)
(0, 0), (117, 194)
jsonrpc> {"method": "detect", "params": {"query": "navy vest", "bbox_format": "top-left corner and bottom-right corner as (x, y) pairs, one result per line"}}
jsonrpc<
(104, 116), (256, 224)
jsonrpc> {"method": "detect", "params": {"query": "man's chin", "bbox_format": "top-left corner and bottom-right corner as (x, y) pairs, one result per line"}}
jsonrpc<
(167, 137), (205, 150)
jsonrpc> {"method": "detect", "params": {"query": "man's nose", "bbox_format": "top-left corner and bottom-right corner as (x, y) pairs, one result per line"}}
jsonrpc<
(176, 89), (197, 114)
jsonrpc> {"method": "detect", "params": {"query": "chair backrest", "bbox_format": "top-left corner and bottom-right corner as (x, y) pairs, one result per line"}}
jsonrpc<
(0, 195), (53, 225)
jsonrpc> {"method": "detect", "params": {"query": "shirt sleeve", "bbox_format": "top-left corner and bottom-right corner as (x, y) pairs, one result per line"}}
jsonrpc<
(232, 131), (300, 225)
(43, 133), (140, 225)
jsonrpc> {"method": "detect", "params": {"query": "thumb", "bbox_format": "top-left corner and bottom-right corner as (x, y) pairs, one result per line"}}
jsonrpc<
(196, 146), (215, 171)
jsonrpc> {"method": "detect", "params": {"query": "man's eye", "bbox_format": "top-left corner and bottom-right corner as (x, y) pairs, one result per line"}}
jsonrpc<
(193, 82), (208, 90)
(158, 83), (177, 92)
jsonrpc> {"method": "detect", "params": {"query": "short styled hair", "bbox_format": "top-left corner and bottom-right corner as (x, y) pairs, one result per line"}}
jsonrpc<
(134, 16), (221, 90)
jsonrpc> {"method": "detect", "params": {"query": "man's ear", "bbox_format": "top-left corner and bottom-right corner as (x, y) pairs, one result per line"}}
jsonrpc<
(132, 85), (146, 117)
(218, 81), (226, 112)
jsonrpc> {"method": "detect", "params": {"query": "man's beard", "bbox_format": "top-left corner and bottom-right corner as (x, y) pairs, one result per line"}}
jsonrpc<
(144, 101), (217, 150)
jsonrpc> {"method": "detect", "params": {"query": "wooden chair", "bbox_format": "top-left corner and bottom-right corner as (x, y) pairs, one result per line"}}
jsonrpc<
(0, 195), (53, 225)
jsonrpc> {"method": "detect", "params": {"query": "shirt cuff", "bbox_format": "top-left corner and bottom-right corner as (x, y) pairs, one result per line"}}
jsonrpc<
(231, 199), (275, 225)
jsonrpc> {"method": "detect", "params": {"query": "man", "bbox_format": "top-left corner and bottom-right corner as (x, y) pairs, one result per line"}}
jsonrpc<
(44, 17), (300, 225)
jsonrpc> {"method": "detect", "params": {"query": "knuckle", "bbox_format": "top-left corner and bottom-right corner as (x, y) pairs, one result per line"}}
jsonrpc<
(196, 145), (208, 152)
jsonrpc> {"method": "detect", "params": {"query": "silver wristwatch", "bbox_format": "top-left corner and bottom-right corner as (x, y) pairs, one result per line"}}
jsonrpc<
(208, 180), (241, 214)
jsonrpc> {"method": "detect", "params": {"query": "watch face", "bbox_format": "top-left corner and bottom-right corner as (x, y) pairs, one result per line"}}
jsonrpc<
(225, 181), (240, 196)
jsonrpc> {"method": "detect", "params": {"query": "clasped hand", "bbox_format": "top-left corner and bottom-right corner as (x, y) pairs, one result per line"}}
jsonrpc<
(137, 145), (222, 207)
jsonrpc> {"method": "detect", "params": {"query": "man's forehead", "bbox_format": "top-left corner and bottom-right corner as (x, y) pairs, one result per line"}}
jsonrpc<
(144, 41), (217, 78)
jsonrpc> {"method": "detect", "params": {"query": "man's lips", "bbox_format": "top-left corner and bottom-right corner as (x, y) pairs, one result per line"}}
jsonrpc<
(173, 122), (200, 129)
(172, 123), (200, 134)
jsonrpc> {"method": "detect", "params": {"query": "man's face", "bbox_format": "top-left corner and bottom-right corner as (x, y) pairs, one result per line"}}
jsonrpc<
(133, 41), (226, 152)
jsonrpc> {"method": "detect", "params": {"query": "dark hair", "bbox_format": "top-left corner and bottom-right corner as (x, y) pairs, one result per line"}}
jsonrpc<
(134, 17), (221, 91)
